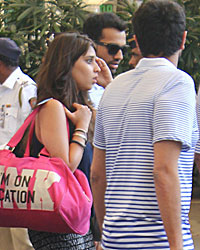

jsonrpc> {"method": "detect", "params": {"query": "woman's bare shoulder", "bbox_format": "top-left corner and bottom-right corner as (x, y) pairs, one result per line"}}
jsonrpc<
(38, 99), (65, 121)
(40, 99), (63, 112)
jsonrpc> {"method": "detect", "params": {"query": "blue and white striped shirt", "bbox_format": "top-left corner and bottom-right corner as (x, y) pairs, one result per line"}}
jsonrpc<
(94, 58), (198, 250)
(195, 88), (200, 153)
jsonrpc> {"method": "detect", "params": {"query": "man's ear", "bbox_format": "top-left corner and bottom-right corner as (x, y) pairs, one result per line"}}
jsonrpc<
(134, 35), (142, 54)
(0, 61), (4, 71)
(180, 31), (187, 50)
(0, 60), (6, 69)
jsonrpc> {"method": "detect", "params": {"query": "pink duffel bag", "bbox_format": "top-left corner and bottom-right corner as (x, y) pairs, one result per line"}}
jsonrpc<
(0, 106), (93, 234)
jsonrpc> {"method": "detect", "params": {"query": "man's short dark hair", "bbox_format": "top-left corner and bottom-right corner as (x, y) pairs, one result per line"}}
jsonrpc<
(0, 54), (19, 67)
(132, 0), (186, 57)
(83, 12), (127, 41)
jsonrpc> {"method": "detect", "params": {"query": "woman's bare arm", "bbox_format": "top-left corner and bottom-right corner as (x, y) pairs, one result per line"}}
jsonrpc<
(35, 99), (91, 172)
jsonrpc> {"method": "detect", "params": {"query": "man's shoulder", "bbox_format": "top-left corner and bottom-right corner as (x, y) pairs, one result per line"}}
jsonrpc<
(176, 68), (194, 83)
(107, 70), (134, 89)
(115, 69), (134, 80)
(17, 67), (36, 87)
(99, 70), (135, 107)
(15, 68), (37, 107)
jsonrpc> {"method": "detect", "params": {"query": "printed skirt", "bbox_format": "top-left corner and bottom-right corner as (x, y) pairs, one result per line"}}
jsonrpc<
(28, 229), (95, 250)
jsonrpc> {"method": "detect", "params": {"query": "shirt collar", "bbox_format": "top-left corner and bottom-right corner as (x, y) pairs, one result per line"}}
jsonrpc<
(135, 57), (176, 70)
(2, 67), (23, 89)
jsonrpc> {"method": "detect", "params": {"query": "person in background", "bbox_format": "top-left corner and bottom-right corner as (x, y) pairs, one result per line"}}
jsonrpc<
(91, 1), (198, 249)
(13, 32), (111, 249)
(83, 12), (127, 109)
(127, 34), (143, 68)
(0, 37), (37, 250)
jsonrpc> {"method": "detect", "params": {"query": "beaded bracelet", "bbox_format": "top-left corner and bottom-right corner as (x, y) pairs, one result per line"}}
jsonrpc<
(71, 140), (86, 149)
(73, 132), (87, 142)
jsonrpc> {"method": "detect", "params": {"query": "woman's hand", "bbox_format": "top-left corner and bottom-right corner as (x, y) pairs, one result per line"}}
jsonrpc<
(64, 103), (92, 131)
(96, 57), (113, 88)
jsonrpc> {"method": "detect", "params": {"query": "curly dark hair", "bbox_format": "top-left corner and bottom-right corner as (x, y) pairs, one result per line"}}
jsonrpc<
(132, 0), (186, 57)
(83, 12), (127, 41)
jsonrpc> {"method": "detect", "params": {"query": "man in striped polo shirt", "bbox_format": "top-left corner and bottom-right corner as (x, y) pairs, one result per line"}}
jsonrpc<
(91, 1), (198, 249)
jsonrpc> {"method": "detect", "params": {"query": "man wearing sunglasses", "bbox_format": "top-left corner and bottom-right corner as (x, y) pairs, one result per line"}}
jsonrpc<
(83, 12), (127, 109)
(94, 41), (129, 73)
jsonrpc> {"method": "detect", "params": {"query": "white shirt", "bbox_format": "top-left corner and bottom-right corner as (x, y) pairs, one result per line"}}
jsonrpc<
(88, 83), (105, 109)
(0, 67), (37, 148)
(94, 58), (198, 249)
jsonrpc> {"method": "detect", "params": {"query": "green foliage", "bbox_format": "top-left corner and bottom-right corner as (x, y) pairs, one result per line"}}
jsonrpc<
(0, 0), (89, 79)
(178, 0), (200, 92)
(115, 0), (138, 74)
(116, 0), (137, 34)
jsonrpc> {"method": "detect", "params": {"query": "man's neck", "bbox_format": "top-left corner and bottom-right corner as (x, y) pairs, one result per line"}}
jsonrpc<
(146, 50), (180, 68)
(166, 52), (181, 67)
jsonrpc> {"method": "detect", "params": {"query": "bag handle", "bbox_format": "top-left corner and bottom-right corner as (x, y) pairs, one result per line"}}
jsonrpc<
(24, 114), (50, 157)
(7, 107), (40, 149)
(23, 114), (41, 157)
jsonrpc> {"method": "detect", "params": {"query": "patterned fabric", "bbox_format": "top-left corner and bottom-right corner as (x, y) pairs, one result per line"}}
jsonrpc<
(195, 89), (200, 153)
(28, 229), (95, 250)
(94, 58), (198, 249)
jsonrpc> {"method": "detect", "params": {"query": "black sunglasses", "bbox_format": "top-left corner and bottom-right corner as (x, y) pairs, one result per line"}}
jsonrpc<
(95, 41), (129, 55)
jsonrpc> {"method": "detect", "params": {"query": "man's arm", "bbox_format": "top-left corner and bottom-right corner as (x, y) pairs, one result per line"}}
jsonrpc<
(153, 140), (183, 250)
(195, 89), (200, 175)
(90, 147), (106, 232)
(20, 83), (37, 120)
(194, 153), (200, 174)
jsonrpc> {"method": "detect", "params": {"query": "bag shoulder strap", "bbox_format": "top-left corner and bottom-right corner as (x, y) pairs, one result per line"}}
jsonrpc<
(8, 99), (51, 150)
(7, 107), (40, 149)
(24, 102), (69, 157)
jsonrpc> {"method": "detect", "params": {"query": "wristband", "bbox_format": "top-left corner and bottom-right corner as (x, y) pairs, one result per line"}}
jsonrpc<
(71, 140), (86, 149)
